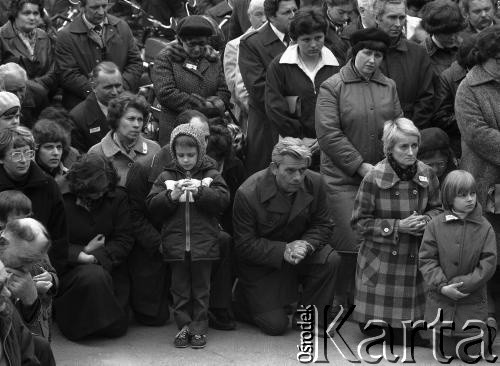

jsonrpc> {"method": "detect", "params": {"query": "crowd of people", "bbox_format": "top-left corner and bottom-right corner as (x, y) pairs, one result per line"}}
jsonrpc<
(0, 0), (499, 363)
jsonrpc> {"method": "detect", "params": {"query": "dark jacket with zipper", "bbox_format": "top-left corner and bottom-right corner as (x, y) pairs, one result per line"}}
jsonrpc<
(419, 204), (497, 336)
(146, 157), (230, 261)
(0, 164), (68, 275)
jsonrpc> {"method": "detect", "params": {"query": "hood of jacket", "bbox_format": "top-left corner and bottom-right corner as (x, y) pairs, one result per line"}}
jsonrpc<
(169, 124), (207, 171)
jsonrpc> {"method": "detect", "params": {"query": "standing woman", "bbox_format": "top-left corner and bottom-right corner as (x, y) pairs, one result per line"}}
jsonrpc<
(265, 6), (340, 170)
(455, 25), (500, 335)
(315, 28), (401, 312)
(0, 0), (57, 100)
(152, 15), (231, 146)
(88, 92), (160, 186)
(351, 118), (441, 343)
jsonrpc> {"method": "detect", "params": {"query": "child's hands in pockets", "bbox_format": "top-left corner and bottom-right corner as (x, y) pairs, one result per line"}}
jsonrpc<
(441, 282), (470, 301)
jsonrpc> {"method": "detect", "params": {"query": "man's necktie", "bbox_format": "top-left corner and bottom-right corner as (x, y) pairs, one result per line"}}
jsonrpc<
(283, 33), (291, 47)
(94, 24), (103, 37)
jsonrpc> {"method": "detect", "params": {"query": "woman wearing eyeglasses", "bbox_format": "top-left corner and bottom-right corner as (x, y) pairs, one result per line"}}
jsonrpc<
(0, 126), (68, 276)
(152, 15), (231, 146)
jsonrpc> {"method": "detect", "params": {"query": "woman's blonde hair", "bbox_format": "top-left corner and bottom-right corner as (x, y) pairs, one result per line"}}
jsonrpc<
(382, 118), (421, 156)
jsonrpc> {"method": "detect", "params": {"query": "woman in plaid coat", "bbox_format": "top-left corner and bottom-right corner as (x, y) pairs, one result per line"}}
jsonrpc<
(351, 118), (442, 337)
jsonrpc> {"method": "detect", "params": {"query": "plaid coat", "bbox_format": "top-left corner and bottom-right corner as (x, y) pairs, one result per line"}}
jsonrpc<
(351, 159), (441, 327)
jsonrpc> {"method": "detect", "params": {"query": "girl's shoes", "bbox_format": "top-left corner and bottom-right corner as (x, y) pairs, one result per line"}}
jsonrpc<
(174, 325), (190, 348)
(190, 334), (207, 349)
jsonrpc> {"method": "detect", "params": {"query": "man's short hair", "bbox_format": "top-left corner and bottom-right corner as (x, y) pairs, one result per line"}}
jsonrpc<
(249, 0), (266, 14)
(176, 110), (209, 126)
(325, 0), (355, 7)
(264, 0), (299, 19)
(357, 0), (375, 10)
(90, 61), (121, 84)
(271, 137), (312, 166)
(373, 0), (406, 19)
(0, 190), (31, 224)
(460, 0), (495, 13)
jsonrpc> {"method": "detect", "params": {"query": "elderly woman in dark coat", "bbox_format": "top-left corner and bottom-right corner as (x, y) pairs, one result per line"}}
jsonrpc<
(315, 27), (401, 313)
(152, 15), (231, 146)
(0, 0), (57, 98)
(54, 154), (134, 341)
(265, 7), (340, 170)
(351, 118), (441, 343)
(455, 25), (500, 333)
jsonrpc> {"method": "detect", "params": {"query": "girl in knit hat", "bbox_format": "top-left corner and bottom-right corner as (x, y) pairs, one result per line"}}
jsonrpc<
(0, 91), (21, 130)
(146, 123), (230, 349)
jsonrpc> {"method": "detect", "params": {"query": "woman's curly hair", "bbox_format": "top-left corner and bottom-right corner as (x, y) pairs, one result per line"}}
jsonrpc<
(9, 0), (44, 23)
(469, 25), (500, 66)
(66, 154), (119, 197)
(107, 92), (150, 131)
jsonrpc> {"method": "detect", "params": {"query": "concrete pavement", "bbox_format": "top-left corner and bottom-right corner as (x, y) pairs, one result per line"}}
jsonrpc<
(51, 319), (500, 365)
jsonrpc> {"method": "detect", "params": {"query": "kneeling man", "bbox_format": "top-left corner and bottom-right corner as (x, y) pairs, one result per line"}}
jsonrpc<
(233, 138), (339, 335)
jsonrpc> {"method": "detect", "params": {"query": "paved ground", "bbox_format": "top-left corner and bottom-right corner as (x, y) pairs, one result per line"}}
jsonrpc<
(51, 319), (500, 365)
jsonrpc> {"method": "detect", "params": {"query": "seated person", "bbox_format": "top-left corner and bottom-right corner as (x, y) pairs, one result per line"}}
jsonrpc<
(0, 193), (58, 342)
(32, 120), (70, 183)
(54, 154), (133, 341)
(417, 127), (457, 184)
(232, 137), (339, 336)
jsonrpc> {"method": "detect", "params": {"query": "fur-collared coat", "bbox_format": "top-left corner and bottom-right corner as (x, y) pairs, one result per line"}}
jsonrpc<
(351, 159), (441, 327)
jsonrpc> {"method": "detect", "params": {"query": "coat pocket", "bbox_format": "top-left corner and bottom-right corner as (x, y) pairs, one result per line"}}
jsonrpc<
(359, 246), (381, 287)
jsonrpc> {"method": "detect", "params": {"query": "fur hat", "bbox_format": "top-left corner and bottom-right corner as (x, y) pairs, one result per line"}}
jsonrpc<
(419, 127), (450, 154)
(421, 0), (466, 35)
(0, 92), (20, 117)
(177, 15), (214, 38)
(350, 27), (391, 57)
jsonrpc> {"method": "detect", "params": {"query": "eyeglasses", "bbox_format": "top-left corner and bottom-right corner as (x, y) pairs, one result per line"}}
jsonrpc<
(9, 150), (35, 162)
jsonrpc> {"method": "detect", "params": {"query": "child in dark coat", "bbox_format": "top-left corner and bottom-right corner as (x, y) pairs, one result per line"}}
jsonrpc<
(0, 190), (58, 341)
(419, 170), (497, 361)
(147, 123), (230, 349)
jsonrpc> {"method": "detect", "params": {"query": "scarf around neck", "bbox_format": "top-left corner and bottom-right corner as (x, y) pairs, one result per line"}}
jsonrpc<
(387, 154), (418, 181)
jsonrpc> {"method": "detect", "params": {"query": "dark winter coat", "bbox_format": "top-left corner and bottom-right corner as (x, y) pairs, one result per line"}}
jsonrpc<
(147, 157), (229, 261)
(351, 159), (442, 327)
(419, 204), (497, 336)
(232, 167), (334, 313)
(456, 65), (500, 221)
(324, 22), (350, 67)
(315, 61), (403, 187)
(0, 301), (40, 366)
(422, 36), (457, 75)
(0, 21), (56, 92)
(227, 0), (251, 40)
(379, 37), (435, 129)
(238, 22), (286, 175)
(55, 14), (143, 109)
(0, 163), (68, 275)
(265, 45), (340, 139)
(151, 50), (230, 146)
(69, 92), (108, 153)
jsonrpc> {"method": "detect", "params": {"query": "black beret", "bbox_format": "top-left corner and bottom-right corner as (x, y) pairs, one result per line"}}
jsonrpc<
(177, 15), (214, 38)
(350, 27), (391, 48)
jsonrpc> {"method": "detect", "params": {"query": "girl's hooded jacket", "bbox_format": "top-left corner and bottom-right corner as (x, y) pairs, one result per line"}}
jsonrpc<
(146, 124), (230, 261)
(419, 203), (497, 336)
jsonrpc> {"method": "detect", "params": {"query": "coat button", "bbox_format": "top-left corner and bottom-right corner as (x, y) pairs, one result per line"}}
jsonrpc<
(383, 227), (389, 233)
(395, 191), (400, 196)
(413, 189), (418, 195)
(128, 162), (133, 167)
(392, 250), (397, 256)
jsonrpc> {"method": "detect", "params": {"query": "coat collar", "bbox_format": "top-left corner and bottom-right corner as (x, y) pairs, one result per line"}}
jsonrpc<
(467, 65), (498, 87)
(69, 14), (120, 34)
(441, 203), (484, 224)
(100, 131), (150, 158)
(84, 92), (106, 125)
(279, 44), (340, 66)
(0, 21), (48, 56)
(372, 159), (432, 189)
(389, 36), (409, 52)
(339, 61), (389, 85)
(258, 168), (314, 224)
(261, 22), (283, 46)
(448, 61), (467, 82)
(0, 163), (49, 191)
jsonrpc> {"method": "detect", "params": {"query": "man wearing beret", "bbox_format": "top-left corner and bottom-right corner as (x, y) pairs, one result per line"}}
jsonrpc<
(238, 0), (299, 175)
(55, 0), (143, 110)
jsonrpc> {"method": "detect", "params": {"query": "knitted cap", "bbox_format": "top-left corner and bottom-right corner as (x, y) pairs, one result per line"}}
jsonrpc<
(170, 123), (207, 170)
(177, 15), (214, 38)
(0, 92), (20, 117)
